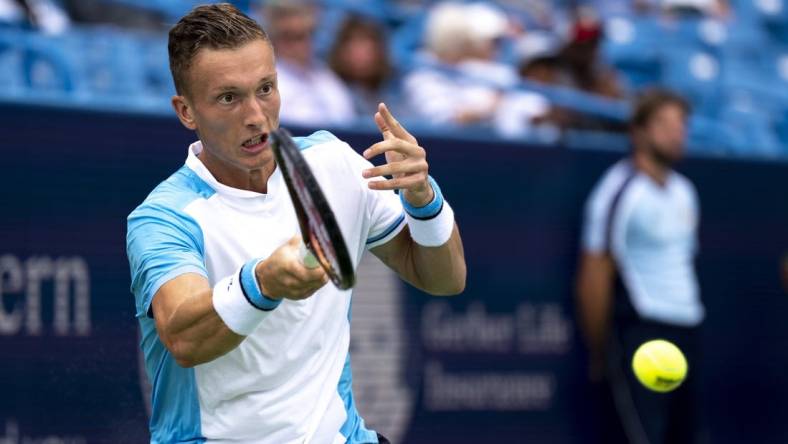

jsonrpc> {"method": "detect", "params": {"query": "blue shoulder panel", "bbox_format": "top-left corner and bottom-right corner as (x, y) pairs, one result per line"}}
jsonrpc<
(130, 165), (215, 443)
(293, 130), (340, 151)
(140, 318), (205, 444)
(338, 353), (379, 443)
(127, 166), (215, 318)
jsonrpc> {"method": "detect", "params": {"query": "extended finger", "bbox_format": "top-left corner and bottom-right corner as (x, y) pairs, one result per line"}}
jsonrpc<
(374, 111), (394, 141)
(367, 174), (427, 191)
(362, 160), (426, 179)
(378, 103), (416, 143)
(363, 140), (424, 160)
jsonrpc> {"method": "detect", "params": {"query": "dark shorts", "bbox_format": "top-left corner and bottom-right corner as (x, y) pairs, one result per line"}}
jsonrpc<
(603, 319), (704, 444)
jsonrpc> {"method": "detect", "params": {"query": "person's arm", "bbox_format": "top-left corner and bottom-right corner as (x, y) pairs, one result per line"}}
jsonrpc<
(575, 251), (616, 381)
(372, 224), (465, 295)
(152, 236), (327, 368)
(152, 273), (240, 367)
(364, 103), (466, 295)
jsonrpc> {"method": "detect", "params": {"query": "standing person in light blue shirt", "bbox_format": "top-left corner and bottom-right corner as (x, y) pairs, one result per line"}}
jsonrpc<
(576, 89), (705, 444)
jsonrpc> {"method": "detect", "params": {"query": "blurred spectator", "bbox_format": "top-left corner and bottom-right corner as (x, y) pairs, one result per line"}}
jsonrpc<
(402, 1), (499, 126)
(328, 15), (397, 117)
(459, 1), (518, 87)
(403, 1), (551, 139)
(507, 31), (572, 137)
(0, 0), (70, 34)
(256, 0), (356, 127)
(457, 2), (558, 139)
(559, 7), (624, 99)
(576, 89), (705, 444)
(516, 32), (563, 86)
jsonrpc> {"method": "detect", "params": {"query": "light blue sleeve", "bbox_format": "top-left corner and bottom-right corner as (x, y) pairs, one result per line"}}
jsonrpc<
(581, 186), (609, 254)
(127, 203), (207, 319)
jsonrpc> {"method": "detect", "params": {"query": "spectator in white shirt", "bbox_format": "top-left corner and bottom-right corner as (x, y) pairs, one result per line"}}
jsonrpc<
(403, 1), (551, 139)
(255, 0), (356, 128)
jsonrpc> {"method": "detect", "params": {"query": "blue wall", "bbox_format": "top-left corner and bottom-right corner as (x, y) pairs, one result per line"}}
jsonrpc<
(1, 104), (787, 443)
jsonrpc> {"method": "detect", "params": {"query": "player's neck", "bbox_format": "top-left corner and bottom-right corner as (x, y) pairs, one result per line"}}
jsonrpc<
(633, 150), (669, 186)
(199, 152), (273, 194)
(244, 169), (271, 194)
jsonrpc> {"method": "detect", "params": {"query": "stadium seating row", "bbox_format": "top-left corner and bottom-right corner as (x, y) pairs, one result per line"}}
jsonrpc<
(0, 0), (786, 158)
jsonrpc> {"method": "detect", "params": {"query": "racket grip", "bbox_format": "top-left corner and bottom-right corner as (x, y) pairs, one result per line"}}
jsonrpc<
(298, 242), (320, 269)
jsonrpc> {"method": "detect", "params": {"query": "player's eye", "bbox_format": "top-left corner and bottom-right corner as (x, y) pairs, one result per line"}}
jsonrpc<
(217, 93), (234, 104)
(258, 83), (274, 96)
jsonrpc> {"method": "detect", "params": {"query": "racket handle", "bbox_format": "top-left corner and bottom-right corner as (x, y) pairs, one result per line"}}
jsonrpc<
(298, 242), (320, 269)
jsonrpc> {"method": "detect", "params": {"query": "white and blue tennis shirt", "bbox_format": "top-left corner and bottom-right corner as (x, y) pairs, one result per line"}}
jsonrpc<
(127, 131), (406, 444)
(582, 159), (704, 327)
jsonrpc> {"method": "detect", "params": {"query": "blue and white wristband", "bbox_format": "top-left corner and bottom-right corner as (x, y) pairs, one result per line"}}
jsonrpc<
(239, 258), (281, 311)
(212, 258), (280, 336)
(401, 176), (455, 247)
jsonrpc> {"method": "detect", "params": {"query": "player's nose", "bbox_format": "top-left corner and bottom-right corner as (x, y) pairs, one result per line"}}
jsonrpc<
(243, 97), (266, 129)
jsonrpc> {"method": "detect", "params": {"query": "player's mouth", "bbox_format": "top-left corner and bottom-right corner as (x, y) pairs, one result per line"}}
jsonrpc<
(241, 133), (269, 154)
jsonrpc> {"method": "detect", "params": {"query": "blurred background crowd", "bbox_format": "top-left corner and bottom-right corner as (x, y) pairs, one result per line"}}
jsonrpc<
(1, 0), (787, 158)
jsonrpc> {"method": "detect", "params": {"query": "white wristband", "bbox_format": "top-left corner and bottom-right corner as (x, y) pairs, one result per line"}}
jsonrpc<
(406, 201), (455, 247)
(212, 270), (273, 336)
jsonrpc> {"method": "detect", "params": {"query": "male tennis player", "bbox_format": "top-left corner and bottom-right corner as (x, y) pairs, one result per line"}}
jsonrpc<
(576, 89), (704, 444)
(126, 4), (465, 443)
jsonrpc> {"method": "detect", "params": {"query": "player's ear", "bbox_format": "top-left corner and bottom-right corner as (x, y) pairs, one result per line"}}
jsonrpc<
(172, 95), (197, 130)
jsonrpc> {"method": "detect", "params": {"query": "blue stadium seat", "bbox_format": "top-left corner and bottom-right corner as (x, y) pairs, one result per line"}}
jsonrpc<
(758, 46), (788, 106)
(313, 6), (347, 59)
(658, 17), (725, 50)
(0, 30), (75, 96)
(752, 0), (788, 40)
(601, 15), (663, 88)
(720, 43), (788, 116)
(322, 0), (388, 19)
(776, 109), (788, 151)
(56, 27), (146, 98)
(659, 47), (722, 115)
(0, 30), (26, 97)
(104, 0), (203, 22)
(719, 105), (782, 156)
(137, 34), (176, 97)
(389, 13), (426, 71)
(686, 114), (735, 155)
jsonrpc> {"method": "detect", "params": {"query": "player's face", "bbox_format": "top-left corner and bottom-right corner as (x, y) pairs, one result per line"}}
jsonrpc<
(642, 103), (687, 166)
(174, 39), (280, 183)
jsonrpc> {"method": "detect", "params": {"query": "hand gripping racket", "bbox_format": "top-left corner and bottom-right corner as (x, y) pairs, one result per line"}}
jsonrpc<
(269, 128), (356, 290)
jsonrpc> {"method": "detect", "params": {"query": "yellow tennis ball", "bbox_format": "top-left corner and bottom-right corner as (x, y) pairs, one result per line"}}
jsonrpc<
(631, 339), (688, 393)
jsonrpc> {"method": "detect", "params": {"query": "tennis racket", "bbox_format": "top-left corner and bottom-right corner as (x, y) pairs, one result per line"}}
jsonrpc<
(270, 128), (356, 290)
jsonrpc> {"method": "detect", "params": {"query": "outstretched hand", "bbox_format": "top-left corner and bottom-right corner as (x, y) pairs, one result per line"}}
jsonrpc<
(362, 103), (434, 207)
